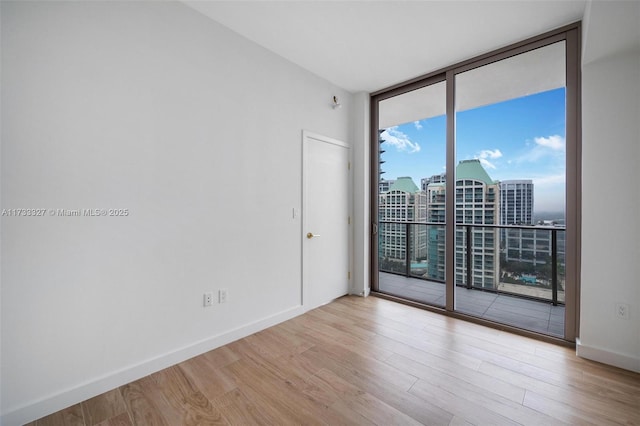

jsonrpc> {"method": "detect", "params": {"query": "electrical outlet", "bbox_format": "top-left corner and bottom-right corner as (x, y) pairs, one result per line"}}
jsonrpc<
(615, 302), (630, 320)
(203, 292), (213, 307)
(219, 289), (228, 304)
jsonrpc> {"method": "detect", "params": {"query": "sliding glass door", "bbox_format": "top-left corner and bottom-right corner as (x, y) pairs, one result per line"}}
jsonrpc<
(376, 79), (447, 307)
(454, 41), (568, 337)
(371, 25), (580, 341)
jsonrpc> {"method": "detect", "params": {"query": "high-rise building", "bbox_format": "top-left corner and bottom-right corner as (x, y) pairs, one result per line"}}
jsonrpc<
(504, 226), (565, 266)
(378, 129), (387, 180)
(426, 181), (446, 281)
(421, 173), (446, 192)
(379, 179), (396, 194)
(500, 180), (533, 225)
(499, 179), (565, 268)
(501, 179), (534, 265)
(455, 160), (500, 288)
(379, 177), (427, 268)
(426, 160), (500, 288)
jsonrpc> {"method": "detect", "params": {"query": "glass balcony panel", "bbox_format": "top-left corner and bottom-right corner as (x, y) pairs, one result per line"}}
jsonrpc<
(450, 224), (565, 337)
(379, 222), (446, 308)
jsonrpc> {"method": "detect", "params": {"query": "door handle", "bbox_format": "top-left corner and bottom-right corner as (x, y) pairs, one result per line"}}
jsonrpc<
(307, 232), (321, 239)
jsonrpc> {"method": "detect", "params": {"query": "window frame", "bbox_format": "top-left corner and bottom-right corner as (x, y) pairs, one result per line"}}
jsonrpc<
(369, 22), (581, 343)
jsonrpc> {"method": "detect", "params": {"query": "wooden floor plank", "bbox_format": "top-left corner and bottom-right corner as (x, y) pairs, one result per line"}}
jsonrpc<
(302, 342), (419, 392)
(226, 338), (319, 391)
(479, 359), (640, 420)
(386, 353), (527, 405)
(447, 415), (475, 426)
(368, 326), (484, 369)
(177, 353), (238, 403)
(80, 389), (127, 425)
(221, 358), (329, 425)
(93, 412), (132, 426)
(119, 376), (173, 426)
(36, 404), (84, 426)
(299, 344), (454, 425)
(391, 354), (560, 425)
(211, 388), (276, 426)
(308, 368), (423, 426)
(31, 296), (640, 426)
(151, 366), (227, 425)
(408, 378), (519, 426)
(523, 390), (601, 425)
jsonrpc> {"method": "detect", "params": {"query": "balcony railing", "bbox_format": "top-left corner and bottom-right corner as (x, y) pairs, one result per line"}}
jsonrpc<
(378, 221), (566, 305)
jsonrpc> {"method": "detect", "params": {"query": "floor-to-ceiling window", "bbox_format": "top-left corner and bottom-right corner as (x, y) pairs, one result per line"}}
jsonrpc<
(376, 79), (447, 307)
(370, 24), (580, 342)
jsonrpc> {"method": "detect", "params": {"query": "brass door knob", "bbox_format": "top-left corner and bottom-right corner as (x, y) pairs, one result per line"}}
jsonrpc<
(307, 232), (321, 239)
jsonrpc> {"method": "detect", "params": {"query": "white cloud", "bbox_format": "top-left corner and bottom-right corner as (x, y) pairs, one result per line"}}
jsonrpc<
(534, 135), (565, 151)
(478, 149), (503, 160)
(516, 135), (566, 163)
(414, 120), (423, 130)
(479, 158), (497, 169)
(475, 149), (502, 169)
(381, 127), (421, 153)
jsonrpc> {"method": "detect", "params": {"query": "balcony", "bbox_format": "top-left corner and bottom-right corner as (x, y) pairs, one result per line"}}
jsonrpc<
(378, 222), (566, 337)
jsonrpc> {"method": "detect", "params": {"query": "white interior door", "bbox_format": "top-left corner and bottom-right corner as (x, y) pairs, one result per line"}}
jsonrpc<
(302, 131), (351, 309)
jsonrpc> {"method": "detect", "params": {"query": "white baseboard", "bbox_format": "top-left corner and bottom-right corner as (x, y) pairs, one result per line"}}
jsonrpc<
(1, 304), (305, 426)
(576, 338), (640, 373)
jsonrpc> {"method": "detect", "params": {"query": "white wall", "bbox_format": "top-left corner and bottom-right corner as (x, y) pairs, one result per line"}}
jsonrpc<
(579, 1), (640, 372)
(0, 1), (352, 423)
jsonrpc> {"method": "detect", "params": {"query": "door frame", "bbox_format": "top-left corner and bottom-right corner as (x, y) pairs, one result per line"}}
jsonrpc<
(302, 130), (353, 310)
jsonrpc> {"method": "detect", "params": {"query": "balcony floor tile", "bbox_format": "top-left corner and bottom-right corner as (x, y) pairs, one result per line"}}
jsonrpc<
(379, 272), (565, 337)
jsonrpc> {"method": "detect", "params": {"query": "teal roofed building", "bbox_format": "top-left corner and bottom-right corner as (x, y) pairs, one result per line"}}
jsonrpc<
(388, 176), (420, 193)
(425, 159), (500, 288)
(456, 159), (497, 185)
(379, 176), (427, 275)
(455, 159), (500, 289)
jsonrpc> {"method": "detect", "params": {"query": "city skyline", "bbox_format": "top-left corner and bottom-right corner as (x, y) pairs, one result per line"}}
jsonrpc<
(380, 88), (566, 213)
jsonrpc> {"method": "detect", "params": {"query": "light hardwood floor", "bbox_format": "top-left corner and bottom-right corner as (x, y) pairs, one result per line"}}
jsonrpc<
(30, 296), (640, 425)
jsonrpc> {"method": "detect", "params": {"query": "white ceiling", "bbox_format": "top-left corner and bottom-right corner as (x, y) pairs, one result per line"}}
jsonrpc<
(380, 40), (566, 127)
(184, 0), (587, 93)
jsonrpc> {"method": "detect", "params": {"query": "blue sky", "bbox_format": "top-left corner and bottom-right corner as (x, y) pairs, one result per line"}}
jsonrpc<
(380, 88), (566, 213)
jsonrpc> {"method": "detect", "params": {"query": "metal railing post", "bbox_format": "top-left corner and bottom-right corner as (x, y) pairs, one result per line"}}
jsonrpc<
(466, 225), (472, 289)
(405, 222), (411, 277)
(551, 229), (558, 306)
